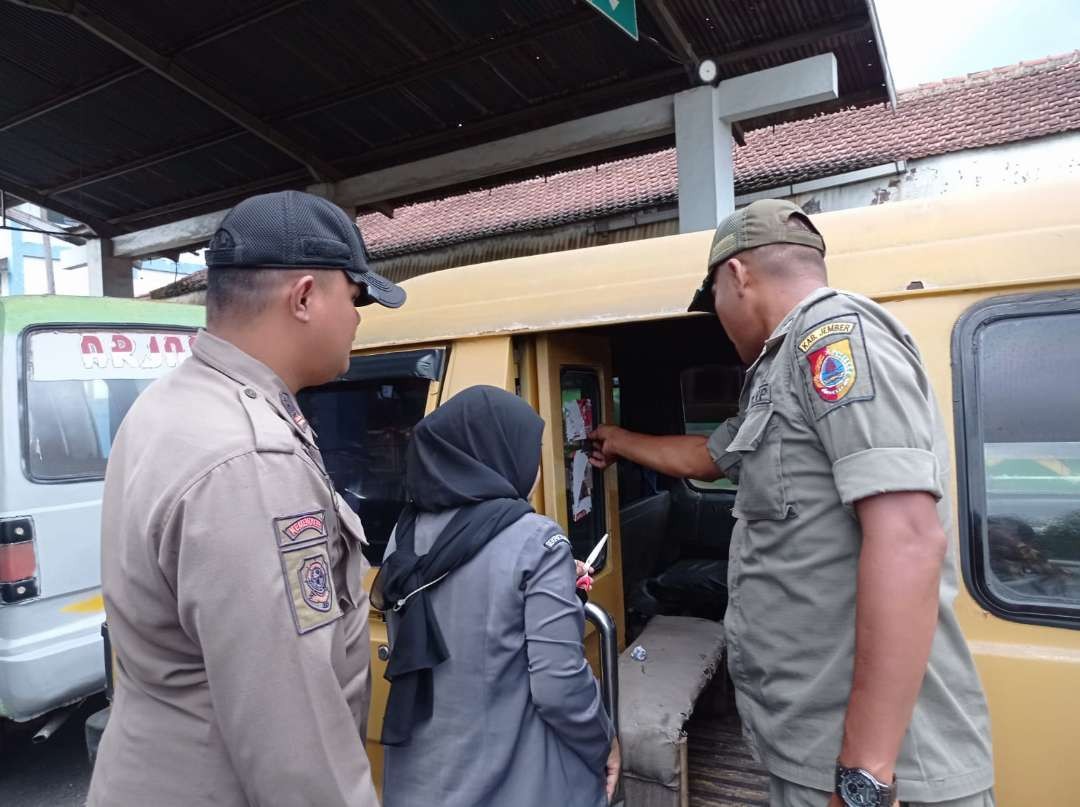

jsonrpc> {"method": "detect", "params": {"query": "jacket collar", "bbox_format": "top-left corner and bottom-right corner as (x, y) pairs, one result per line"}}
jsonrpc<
(192, 330), (315, 445)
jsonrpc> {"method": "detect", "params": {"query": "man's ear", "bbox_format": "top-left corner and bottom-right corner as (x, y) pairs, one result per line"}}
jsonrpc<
(728, 257), (751, 297)
(287, 274), (318, 322)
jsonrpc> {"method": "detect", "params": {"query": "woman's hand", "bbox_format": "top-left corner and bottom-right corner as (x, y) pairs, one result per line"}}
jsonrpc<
(574, 560), (594, 591)
(605, 737), (621, 803)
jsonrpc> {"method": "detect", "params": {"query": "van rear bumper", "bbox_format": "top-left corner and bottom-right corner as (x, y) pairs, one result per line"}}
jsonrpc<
(0, 609), (105, 722)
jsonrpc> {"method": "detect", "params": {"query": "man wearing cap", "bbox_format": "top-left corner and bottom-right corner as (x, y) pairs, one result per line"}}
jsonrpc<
(589, 200), (994, 806)
(88, 191), (405, 807)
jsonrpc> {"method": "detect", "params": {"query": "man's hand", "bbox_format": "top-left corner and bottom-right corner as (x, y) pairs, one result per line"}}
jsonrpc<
(588, 425), (623, 470)
(605, 737), (621, 803)
(587, 425), (722, 482)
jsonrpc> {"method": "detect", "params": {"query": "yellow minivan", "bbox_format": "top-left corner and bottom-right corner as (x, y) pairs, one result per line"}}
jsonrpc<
(292, 178), (1080, 805)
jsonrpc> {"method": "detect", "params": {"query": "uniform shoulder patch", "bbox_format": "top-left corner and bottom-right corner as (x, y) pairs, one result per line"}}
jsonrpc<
(274, 510), (327, 546)
(279, 541), (342, 633)
(796, 313), (875, 418)
(544, 534), (570, 551)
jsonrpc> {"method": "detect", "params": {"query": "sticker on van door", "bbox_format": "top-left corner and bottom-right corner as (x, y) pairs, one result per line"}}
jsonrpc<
(29, 330), (196, 381)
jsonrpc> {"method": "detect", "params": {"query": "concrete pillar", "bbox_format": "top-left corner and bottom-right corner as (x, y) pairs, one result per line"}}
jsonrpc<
(675, 86), (734, 234)
(87, 238), (134, 298)
(674, 54), (840, 233)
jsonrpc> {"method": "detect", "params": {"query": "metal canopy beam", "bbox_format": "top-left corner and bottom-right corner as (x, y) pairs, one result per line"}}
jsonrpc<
(110, 90), (678, 257)
(273, 7), (594, 123)
(109, 66), (682, 247)
(114, 52), (841, 256)
(9, 0), (340, 182)
(642, 0), (699, 66)
(0, 168), (117, 236)
(0, 0), (309, 133)
(109, 169), (308, 226)
(47, 130), (246, 195)
(0, 65), (139, 132)
(331, 94), (678, 209)
(709, 15), (870, 68)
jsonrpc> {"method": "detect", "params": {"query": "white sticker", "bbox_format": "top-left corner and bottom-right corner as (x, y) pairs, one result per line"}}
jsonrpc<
(571, 449), (593, 522)
(563, 400), (588, 442)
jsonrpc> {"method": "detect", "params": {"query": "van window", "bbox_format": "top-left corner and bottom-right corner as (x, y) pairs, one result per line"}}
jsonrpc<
(957, 296), (1080, 625)
(23, 327), (195, 482)
(680, 365), (743, 491)
(297, 349), (445, 565)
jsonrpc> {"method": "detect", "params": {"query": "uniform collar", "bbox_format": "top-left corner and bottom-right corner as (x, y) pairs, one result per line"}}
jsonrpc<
(192, 330), (316, 445)
(763, 286), (836, 351)
(743, 286), (837, 387)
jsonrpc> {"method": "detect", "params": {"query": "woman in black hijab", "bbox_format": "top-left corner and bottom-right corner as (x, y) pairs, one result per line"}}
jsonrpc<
(376, 385), (616, 807)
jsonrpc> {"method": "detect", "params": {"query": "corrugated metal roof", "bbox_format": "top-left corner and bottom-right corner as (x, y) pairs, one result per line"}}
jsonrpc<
(0, 0), (889, 236)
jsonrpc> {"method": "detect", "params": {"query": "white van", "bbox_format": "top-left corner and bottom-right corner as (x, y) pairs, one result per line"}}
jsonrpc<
(0, 295), (202, 730)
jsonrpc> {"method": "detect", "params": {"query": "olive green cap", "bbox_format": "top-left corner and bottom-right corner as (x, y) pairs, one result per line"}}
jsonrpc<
(687, 199), (825, 313)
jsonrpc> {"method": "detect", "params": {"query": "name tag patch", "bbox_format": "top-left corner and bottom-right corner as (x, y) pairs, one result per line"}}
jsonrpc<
(275, 510), (327, 545)
(544, 534), (570, 551)
(798, 321), (855, 353)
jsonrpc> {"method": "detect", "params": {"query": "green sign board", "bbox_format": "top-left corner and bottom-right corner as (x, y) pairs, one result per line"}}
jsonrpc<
(585, 0), (639, 42)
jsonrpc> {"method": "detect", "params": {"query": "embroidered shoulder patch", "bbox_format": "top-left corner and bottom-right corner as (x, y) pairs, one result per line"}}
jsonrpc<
(274, 510), (327, 546)
(807, 338), (857, 402)
(279, 541), (341, 633)
(797, 313), (875, 418)
(544, 534), (570, 551)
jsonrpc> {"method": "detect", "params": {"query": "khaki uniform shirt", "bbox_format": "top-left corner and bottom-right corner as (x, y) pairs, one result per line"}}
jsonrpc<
(87, 331), (377, 807)
(708, 288), (994, 802)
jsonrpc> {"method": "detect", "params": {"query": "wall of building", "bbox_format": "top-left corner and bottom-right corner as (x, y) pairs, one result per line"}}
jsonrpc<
(777, 132), (1080, 215)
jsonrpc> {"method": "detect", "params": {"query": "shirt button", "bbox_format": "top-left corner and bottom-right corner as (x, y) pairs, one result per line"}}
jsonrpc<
(244, 388), (258, 399)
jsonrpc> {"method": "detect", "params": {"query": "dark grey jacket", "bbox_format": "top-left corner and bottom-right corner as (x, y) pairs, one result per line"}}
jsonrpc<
(382, 511), (612, 807)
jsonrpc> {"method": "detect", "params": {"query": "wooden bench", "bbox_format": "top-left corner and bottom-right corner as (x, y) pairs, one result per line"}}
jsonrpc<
(617, 615), (727, 807)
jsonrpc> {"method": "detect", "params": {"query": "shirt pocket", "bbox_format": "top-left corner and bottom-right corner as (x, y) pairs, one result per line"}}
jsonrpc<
(334, 498), (371, 609)
(726, 403), (792, 521)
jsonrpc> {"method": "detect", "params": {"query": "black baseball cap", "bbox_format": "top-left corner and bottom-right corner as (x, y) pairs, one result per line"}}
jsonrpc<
(205, 190), (406, 309)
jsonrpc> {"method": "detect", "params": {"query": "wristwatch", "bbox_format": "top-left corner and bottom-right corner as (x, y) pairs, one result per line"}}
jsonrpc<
(835, 763), (897, 807)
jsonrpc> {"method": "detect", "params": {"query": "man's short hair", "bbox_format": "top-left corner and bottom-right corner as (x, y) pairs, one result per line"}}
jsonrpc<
(206, 267), (296, 325)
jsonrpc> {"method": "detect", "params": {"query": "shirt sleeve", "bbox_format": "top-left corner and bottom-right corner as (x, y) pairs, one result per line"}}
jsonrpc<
(517, 530), (613, 772)
(170, 451), (377, 807)
(706, 413), (746, 483)
(791, 300), (944, 507)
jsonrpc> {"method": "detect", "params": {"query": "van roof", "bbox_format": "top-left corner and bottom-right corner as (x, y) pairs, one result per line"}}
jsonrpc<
(352, 179), (1080, 350)
(0, 295), (204, 336)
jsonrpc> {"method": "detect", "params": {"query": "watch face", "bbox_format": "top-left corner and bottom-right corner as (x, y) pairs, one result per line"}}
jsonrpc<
(840, 771), (881, 807)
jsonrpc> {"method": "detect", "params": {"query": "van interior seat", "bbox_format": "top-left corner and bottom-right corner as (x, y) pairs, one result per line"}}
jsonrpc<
(619, 490), (672, 595)
(617, 615), (727, 807)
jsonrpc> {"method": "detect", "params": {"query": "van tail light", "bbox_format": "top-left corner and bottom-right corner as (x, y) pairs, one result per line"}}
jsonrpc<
(0, 517), (39, 604)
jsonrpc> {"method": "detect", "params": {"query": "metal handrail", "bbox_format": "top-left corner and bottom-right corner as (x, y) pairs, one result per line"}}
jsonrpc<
(583, 601), (619, 737)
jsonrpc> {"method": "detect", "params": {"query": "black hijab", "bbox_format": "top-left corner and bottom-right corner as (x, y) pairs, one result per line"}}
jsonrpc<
(374, 385), (548, 747)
